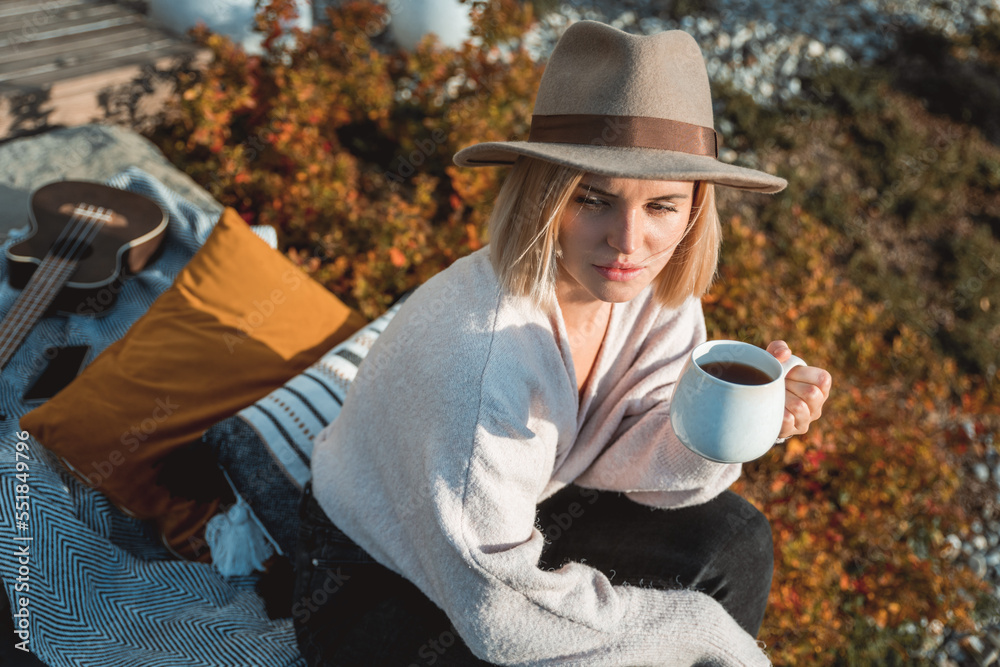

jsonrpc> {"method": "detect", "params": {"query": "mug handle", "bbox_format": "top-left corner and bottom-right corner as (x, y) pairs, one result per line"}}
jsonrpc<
(780, 355), (807, 378)
(774, 355), (809, 444)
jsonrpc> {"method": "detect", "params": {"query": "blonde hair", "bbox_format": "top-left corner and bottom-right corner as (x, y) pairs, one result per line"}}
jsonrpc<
(487, 155), (722, 311)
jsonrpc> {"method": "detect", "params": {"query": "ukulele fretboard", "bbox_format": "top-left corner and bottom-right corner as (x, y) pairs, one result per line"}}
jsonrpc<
(0, 205), (109, 370)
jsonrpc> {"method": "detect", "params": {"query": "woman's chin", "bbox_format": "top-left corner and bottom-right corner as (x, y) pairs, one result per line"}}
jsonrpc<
(587, 280), (650, 304)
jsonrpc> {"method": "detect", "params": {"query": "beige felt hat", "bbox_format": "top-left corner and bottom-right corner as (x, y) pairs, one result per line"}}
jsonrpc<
(453, 20), (787, 194)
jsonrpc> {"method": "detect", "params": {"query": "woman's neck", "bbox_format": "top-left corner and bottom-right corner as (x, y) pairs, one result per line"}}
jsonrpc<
(558, 298), (611, 343)
(555, 277), (612, 395)
(555, 274), (609, 335)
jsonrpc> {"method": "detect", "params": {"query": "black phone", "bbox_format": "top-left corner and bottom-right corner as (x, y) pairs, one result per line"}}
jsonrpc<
(22, 345), (91, 403)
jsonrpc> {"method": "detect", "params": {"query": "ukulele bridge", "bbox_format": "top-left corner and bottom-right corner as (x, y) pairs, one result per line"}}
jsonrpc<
(58, 203), (128, 228)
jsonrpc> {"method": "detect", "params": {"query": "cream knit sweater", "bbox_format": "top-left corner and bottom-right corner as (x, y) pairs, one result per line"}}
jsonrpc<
(311, 247), (771, 666)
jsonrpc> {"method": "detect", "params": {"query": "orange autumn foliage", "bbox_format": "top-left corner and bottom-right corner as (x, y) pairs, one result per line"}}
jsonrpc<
(154, 0), (540, 319)
(713, 210), (996, 663)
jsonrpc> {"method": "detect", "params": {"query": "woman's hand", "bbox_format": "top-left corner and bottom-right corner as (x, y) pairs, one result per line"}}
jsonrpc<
(766, 340), (832, 439)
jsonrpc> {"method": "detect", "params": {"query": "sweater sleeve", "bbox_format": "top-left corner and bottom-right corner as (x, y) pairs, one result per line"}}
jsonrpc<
(418, 360), (770, 666)
(574, 296), (743, 509)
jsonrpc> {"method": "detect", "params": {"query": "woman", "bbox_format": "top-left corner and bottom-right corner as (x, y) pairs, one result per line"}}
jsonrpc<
(294, 20), (832, 666)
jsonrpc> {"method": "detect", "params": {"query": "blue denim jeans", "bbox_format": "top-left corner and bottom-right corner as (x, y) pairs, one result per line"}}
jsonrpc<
(292, 482), (773, 666)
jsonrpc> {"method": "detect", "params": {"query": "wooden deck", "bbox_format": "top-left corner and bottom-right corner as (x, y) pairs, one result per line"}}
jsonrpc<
(0, 0), (207, 140)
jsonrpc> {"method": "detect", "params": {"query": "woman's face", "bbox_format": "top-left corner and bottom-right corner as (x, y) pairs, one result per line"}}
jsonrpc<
(555, 175), (696, 305)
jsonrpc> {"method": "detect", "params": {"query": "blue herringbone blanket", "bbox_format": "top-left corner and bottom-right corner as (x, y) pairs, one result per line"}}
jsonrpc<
(0, 168), (304, 667)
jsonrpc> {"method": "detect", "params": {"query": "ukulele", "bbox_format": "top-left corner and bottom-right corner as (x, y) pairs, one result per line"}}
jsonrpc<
(1, 180), (167, 370)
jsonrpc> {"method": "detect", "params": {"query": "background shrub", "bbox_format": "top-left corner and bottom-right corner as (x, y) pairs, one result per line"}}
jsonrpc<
(153, 0), (540, 318)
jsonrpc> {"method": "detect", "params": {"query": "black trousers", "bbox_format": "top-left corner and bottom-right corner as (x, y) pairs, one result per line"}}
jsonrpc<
(292, 482), (774, 666)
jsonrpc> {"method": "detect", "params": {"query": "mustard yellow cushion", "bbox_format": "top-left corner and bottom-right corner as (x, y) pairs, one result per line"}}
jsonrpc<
(20, 207), (367, 561)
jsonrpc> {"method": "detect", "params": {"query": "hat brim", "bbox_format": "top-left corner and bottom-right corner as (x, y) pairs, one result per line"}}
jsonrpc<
(452, 141), (787, 194)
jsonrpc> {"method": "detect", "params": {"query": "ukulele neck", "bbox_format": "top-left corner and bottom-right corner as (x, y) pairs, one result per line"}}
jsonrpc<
(0, 254), (82, 370)
(0, 204), (107, 371)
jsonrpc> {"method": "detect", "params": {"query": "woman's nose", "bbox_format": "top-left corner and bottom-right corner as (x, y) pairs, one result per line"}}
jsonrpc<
(607, 207), (641, 255)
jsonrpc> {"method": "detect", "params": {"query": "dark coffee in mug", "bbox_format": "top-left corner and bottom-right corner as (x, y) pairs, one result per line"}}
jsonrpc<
(698, 361), (774, 386)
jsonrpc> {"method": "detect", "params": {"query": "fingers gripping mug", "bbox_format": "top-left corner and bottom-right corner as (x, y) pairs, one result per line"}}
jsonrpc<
(669, 340), (807, 463)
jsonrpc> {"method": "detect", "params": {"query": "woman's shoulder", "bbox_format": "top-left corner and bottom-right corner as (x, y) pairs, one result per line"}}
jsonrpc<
(350, 247), (570, 421)
(404, 247), (495, 312)
(392, 247), (551, 338)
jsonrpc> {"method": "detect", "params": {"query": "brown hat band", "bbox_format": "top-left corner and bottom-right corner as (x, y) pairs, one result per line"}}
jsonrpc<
(528, 113), (719, 158)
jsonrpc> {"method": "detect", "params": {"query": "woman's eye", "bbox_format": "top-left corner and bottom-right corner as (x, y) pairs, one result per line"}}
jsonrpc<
(573, 196), (678, 215)
(575, 195), (604, 209)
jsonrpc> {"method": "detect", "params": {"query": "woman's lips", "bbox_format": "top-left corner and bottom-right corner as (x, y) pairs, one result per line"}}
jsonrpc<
(594, 264), (644, 281)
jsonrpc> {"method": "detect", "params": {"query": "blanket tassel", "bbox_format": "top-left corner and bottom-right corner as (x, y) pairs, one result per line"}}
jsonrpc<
(205, 495), (274, 577)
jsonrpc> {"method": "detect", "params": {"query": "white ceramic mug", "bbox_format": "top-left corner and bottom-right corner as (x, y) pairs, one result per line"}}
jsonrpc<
(669, 340), (807, 463)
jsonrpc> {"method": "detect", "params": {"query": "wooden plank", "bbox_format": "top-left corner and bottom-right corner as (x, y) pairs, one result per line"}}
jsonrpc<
(4, 5), (145, 44)
(0, 24), (176, 74)
(0, 0), (125, 32)
(0, 6), (144, 49)
(0, 0), (212, 142)
(0, 0), (90, 21)
(2, 40), (196, 88)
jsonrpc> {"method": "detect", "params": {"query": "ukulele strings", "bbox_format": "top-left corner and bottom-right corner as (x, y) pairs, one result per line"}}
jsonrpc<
(0, 205), (110, 364)
(0, 205), (108, 354)
(0, 205), (107, 346)
(22, 204), (109, 309)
